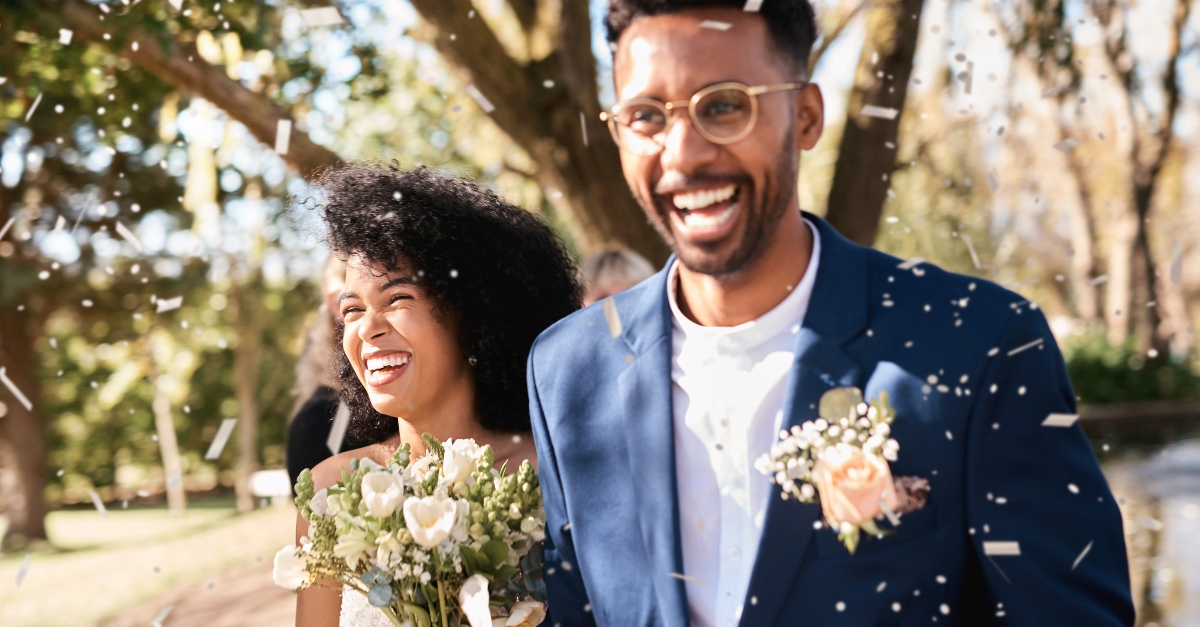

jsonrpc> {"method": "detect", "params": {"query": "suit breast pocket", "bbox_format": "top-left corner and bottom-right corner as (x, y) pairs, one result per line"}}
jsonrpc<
(812, 504), (939, 559)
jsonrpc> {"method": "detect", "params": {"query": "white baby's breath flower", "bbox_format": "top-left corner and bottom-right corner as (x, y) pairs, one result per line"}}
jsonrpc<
(814, 419), (829, 432)
(361, 471), (405, 518)
(272, 545), (310, 590)
(309, 488), (329, 517)
(404, 494), (458, 548)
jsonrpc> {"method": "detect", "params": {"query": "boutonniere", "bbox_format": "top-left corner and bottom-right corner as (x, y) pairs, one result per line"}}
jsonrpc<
(755, 387), (929, 555)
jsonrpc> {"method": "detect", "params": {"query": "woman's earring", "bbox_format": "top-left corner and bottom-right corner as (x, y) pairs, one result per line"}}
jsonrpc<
(468, 356), (478, 366)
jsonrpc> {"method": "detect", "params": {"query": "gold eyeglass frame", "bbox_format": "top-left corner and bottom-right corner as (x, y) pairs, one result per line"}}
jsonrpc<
(599, 81), (807, 153)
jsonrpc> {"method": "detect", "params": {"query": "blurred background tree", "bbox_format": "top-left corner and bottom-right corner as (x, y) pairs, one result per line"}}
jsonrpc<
(0, 0), (1197, 582)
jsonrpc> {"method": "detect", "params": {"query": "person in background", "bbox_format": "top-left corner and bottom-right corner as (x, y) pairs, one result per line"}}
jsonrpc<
(579, 247), (656, 306)
(286, 256), (363, 491)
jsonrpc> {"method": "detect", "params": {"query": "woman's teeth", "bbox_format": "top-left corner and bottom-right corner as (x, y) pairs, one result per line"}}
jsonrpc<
(366, 354), (410, 372)
(671, 184), (737, 211)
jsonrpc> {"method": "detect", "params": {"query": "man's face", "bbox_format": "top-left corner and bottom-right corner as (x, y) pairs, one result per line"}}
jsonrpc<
(612, 8), (823, 277)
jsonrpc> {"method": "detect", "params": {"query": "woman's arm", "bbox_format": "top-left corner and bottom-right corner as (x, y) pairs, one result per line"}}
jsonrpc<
(295, 454), (355, 627)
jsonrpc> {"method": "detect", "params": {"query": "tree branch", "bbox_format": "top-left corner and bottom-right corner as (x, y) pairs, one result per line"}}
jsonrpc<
(810, 0), (866, 71)
(35, 0), (342, 179)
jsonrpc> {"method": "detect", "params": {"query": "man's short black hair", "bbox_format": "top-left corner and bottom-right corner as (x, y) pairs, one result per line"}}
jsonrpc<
(311, 164), (582, 445)
(605, 0), (818, 71)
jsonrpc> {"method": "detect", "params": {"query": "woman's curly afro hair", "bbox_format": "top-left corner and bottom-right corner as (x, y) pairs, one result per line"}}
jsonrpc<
(314, 164), (582, 445)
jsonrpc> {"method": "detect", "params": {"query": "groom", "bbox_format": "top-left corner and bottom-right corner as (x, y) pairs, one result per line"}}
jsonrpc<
(528, 1), (1133, 625)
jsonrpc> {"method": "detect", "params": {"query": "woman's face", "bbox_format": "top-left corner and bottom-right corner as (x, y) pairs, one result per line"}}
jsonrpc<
(338, 255), (471, 421)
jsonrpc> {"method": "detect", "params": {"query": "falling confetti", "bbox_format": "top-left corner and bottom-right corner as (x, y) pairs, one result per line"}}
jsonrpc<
(275, 119), (292, 155)
(963, 235), (982, 269)
(579, 111), (589, 147)
(115, 220), (143, 252)
(0, 367), (33, 411)
(88, 490), (109, 517)
(986, 169), (999, 192)
(1053, 138), (1080, 152)
(896, 256), (925, 270)
(1041, 85), (1068, 98)
(465, 85), (495, 113)
(16, 555), (31, 587)
(700, 20), (732, 30)
(24, 93), (43, 123)
(151, 605), (174, 627)
(602, 298), (623, 338)
(1087, 274), (1109, 286)
(1071, 540), (1093, 570)
(1170, 240), (1183, 286)
(1006, 337), (1043, 356)
(667, 572), (707, 584)
(204, 418), (238, 460)
(861, 105), (900, 120)
(742, 0), (764, 10)
(982, 541), (1021, 556)
(1042, 413), (1079, 428)
(59, 29), (74, 45)
(156, 296), (183, 313)
(300, 7), (345, 26)
(327, 402), (351, 454)
(0, 217), (15, 241)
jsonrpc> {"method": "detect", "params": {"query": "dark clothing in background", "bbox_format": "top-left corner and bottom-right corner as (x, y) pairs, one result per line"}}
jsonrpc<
(286, 385), (363, 492)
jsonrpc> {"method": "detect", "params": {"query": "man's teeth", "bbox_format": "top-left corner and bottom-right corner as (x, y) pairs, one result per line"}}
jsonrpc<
(366, 354), (410, 371)
(671, 184), (737, 211)
(682, 205), (736, 229)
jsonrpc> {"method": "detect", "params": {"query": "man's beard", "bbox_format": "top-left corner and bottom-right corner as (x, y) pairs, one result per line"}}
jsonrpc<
(638, 142), (799, 278)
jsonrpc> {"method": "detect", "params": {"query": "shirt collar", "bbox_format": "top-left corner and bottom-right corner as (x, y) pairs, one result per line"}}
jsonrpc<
(667, 219), (821, 350)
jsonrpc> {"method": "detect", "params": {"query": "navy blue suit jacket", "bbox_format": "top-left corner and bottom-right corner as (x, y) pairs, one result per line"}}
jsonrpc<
(528, 214), (1133, 626)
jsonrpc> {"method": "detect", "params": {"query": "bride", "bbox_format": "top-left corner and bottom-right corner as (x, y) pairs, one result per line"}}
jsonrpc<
(294, 165), (581, 627)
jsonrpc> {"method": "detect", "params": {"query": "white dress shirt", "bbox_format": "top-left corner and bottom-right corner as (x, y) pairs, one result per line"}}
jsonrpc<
(669, 220), (820, 627)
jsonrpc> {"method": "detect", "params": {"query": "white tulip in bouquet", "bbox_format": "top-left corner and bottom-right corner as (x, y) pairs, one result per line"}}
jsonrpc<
(274, 434), (547, 627)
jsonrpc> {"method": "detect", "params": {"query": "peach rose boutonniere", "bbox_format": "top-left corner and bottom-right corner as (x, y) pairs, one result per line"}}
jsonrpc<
(755, 387), (929, 554)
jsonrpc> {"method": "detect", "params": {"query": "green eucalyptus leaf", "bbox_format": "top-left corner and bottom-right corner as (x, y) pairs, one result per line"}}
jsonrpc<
(819, 387), (863, 421)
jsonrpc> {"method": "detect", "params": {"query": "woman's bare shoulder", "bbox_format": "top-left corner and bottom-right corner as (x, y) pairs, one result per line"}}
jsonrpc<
(309, 443), (396, 490)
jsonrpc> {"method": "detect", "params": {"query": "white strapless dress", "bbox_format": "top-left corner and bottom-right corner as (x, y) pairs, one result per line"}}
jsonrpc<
(339, 585), (401, 627)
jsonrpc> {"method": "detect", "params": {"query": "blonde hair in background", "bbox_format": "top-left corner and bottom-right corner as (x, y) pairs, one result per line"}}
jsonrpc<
(290, 256), (347, 420)
(580, 248), (656, 306)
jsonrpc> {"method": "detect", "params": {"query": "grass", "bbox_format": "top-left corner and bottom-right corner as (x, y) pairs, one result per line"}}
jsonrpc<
(0, 496), (296, 627)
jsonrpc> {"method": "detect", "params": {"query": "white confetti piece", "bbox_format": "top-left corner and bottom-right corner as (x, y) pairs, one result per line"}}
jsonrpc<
(983, 541), (1020, 556)
(1086, 274), (1109, 286)
(1170, 240), (1183, 286)
(1053, 138), (1079, 152)
(465, 85), (495, 113)
(115, 221), (143, 252)
(0, 217), (14, 241)
(1041, 85), (1069, 98)
(963, 235), (982, 269)
(168, 0), (182, 9)
(1042, 413), (1079, 428)
(1071, 540), (1093, 570)
(156, 296), (183, 313)
(986, 169), (999, 192)
(167, 472), (181, 490)
(668, 572), (707, 584)
(54, 215), (66, 233)
(896, 256), (925, 270)
(700, 20), (732, 30)
(16, 555), (31, 587)
(742, 0), (764, 11)
(300, 7), (344, 26)
(1006, 337), (1044, 356)
(151, 604), (174, 627)
(59, 29), (74, 45)
(24, 93), (42, 123)
(961, 61), (974, 95)
(0, 367), (33, 411)
(579, 111), (588, 147)
(274, 119), (292, 155)
(204, 418), (237, 460)
(861, 105), (900, 120)
(327, 402), (350, 454)
(88, 490), (109, 517)
(602, 298), (623, 339)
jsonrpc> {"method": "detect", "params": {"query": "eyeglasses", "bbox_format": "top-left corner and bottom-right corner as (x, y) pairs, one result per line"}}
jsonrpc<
(600, 81), (807, 155)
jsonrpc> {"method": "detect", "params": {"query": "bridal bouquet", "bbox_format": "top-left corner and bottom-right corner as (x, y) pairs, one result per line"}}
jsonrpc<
(755, 387), (928, 555)
(274, 435), (547, 627)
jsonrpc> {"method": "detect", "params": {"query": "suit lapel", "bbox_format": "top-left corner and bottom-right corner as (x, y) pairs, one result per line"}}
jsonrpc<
(739, 215), (871, 627)
(615, 263), (690, 627)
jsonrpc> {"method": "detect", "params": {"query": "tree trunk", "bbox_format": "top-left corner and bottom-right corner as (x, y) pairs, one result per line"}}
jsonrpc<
(149, 356), (187, 516)
(825, 0), (925, 247)
(0, 309), (50, 549)
(231, 278), (263, 514)
(1104, 200), (1138, 347)
(1060, 134), (1100, 322)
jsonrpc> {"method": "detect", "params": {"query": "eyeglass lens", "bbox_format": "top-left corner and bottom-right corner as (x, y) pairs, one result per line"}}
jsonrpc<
(614, 87), (754, 148)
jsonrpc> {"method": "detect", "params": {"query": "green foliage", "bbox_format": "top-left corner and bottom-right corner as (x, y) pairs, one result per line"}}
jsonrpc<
(1064, 332), (1200, 405)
